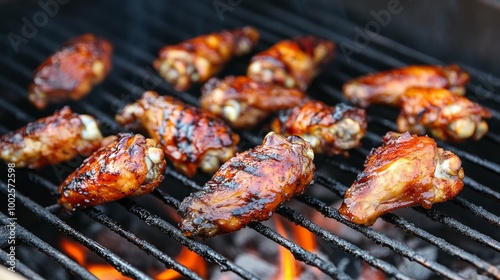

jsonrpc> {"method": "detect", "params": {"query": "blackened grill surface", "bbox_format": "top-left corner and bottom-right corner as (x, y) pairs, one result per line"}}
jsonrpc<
(0, 1), (499, 280)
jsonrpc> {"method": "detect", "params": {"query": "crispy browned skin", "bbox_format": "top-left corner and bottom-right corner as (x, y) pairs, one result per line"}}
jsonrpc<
(397, 87), (492, 142)
(29, 34), (113, 110)
(115, 91), (240, 177)
(342, 64), (470, 107)
(271, 100), (367, 156)
(0, 106), (105, 169)
(58, 133), (166, 211)
(178, 132), (315, 238)
(339, 132), (464, 226)
(154, 27), (259, 91)
(200, 76), (306, 129)
(247, 36), (335, 90)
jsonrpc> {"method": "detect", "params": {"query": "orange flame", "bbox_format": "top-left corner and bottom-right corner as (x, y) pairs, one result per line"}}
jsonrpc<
(60, 238), (206, 280)
(274, 217), (298, 279)
(155, 246), (207, 279)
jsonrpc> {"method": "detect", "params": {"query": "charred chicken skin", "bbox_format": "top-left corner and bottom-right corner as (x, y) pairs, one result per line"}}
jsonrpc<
(247, 36), (335, 90)
(339, 132), (464, 226)
(200, 76), (306, 129)
(271, 100), (367, 156)
(178, 132), (315, 238)
(397, 87), (492, 142)
(0, 106), (105, 169)
(115, 91), (240, 177)
(154, 27), (259, 91)
(58, 133), (166, 211)
(29, 34), (113, 109)
(342, 64), (470, 107)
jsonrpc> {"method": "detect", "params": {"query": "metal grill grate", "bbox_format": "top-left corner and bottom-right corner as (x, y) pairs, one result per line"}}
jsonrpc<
(0, 1), (499, 279)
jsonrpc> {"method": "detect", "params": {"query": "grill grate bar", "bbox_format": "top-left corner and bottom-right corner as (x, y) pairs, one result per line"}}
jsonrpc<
(381, 213), (500, 278)
(119, 199), (260, 280)
(151, 186), (351, 280)
(0, 211), (99, 280)
(0, 249), (44, 280)
(296, 192), (465, 280)
(27, 173), (258, 280)
(0, 200), (98, 280)
(274, 207), (413, 280)
(315, 173), (500, 252)
(246, 1), (500, 106)
(452, 197), (500, 227)
(0, 181), (152, 280)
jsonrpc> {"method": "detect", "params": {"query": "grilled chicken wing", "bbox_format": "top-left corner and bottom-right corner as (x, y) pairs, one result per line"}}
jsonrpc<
(58, 133), (166, 211)
(178, 132), (315, 238)
(0, 106), (106, 169)
(200, 76), (306, 129)
(247, 36), (335, 90)
(154, 27), (259, 91)
(115, 91), (239, 177)
(29, 34), (113, 110)
(339, 132), (464, 226)
(342, 64), (470, 107)
(397, 87), (491, 142)
(271, 100), (367, 156)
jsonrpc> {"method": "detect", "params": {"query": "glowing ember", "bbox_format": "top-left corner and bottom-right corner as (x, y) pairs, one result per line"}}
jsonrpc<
(155, 246), (207, 279)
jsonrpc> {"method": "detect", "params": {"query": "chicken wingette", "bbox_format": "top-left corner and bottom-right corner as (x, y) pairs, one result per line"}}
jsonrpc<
(58, 133), (166, 211)
(342, 64), (469, 107)
(115, 91), (239, 177)
(247, 36), (335, 90)
(29, 34), (113, 109)
(154, 26), (259, 91)
(339, 132), (464, 226)
(200, 76), (306, 129)
(271, 100), (367, 156)
(178, 132), (315, 238)
(0, 106), (106, 168)
(397, 87), (491, 142)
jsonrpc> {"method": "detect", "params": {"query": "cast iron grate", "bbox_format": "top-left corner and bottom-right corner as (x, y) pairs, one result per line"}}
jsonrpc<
(0, 1), (499, 279)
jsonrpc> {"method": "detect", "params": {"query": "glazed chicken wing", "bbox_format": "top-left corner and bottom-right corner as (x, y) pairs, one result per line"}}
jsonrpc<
(247, 36), (335, 90)
(342, 64), (470, 107)
(178, 132), (315, 238)
(29, 34), (113, 109)
(271, 100), (367, 156)
(58, 133), (166, 211)
(397, 87), (491, 142)
(115, 91), (239, 177)
(200, 76), (306, 129)
(154, 26), (259, 91)
(339, 132), (464, 226)
(0, 106), (106, 169)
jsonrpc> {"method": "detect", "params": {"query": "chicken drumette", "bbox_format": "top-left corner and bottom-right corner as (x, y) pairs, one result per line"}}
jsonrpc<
(29, 34), (113, 109)
(58, 133), (166, 211)
(200, 76), (306, 129)
(339, 132), (464, 226)
(397, 88), (491, 142)
(271, 100), (367, 156)
(247, 36), (335, 90)
(0, 106), (106, 169)
(343, 64), (470, 107)
(178, 132), (315, 238)
(154, 27), (259, 91)
(116, 91), (240, 177)
(397, 87), (491, 142)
